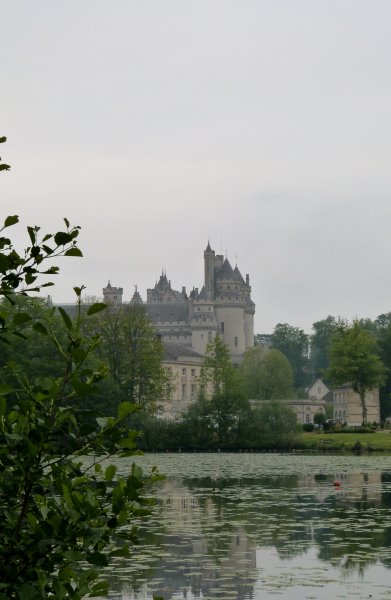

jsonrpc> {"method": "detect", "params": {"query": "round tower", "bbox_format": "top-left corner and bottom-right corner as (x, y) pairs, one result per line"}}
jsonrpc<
(213, 258), (247, 363)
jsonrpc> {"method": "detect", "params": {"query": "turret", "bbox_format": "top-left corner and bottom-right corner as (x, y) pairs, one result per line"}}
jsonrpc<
(204, 242), (215, 297)
(103, 281), (123, 305)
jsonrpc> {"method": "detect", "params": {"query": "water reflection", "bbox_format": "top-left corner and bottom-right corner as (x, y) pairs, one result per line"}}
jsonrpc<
(100, 455), (391, 599)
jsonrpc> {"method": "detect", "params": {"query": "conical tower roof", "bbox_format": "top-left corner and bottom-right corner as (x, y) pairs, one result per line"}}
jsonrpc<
(233, 265), (245, 284)
(215, 258), (234, 281)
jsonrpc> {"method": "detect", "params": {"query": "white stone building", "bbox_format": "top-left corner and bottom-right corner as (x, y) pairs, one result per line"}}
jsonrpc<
(333, 385), (380, 425)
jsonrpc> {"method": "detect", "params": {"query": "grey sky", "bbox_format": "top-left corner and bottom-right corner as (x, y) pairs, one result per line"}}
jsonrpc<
(2, 1), (391, 333)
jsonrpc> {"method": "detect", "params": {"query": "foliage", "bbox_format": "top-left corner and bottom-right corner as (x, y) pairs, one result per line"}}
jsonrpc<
(0, 136), (11, 172)
(373, 313), (391, 420)
(326, 320), (386, 424)
(271, 323), (309, 389)
(198, 337), (248, 447)
(246, 401), (300, 449)
(314, 411), (326, 426)
(240, 346), (294, 400)
(0, 216), (161, 599)
(86, 303), (168, 412)
(310, 316), (338, 379)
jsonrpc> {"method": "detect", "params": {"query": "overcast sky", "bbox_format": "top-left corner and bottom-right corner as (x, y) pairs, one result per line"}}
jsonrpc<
(2, 1), (391, 334)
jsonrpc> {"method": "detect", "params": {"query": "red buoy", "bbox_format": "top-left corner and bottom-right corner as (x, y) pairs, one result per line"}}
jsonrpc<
(333, 480), (341, 487)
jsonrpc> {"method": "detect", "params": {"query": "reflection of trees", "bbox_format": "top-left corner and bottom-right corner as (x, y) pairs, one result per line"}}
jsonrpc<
(101, 466), (391, 598)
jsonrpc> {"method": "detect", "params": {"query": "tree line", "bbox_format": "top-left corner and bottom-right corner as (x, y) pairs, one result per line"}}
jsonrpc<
(270, 318), (389, 420)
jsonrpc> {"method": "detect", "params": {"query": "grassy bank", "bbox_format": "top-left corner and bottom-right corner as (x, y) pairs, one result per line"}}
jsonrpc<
(297, 430), (391, 452)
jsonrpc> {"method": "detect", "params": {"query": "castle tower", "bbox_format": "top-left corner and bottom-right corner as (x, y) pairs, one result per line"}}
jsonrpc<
(213, 258), (247, 362)
(102, 281), (123, 305)
(189, 286), (218, 355)
(204, 242), (215, 297)
(244, 274), (255, 350)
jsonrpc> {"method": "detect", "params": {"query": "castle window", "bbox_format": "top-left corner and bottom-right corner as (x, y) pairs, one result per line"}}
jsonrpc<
(181, 384), (186, 401)
(201, 333), (204, 338)
(235, 336), (238, 347)
(191, 384), (196, 400)
(208, 331), (212, 340)
(228, 285), (230, 289)
(182, 368), (187, 376)
(191, 368), (196, 377)
(221, 322), (224, 334)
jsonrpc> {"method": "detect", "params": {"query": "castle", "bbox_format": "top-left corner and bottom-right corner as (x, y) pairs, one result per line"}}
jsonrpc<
(103, 243), (255, 363)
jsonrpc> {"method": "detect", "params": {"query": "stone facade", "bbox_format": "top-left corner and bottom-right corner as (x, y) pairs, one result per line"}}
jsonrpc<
(333, 385), (380, 425)
(160, 342), (205, 419)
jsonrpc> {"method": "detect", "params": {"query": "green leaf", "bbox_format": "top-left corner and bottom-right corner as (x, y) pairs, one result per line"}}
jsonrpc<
(86, 552), (108, 567)
(27, 226), (36, 245)
(0, 397), (7, 415)
(104, 464), (117, 481)
(87, 303), (107, 316)
(117, 402), (136, 419)
(64, 217), (70, 228)
(73, 286), (85, 298)
(3, 215), (18, 228)
(33, 322), (49, 336)
(17, 583), (40, 600)
(58, 307), (73, 331)
(64, 247), (83, 257)
(12, 312), (32, 326)
(0, 384), (15, 395)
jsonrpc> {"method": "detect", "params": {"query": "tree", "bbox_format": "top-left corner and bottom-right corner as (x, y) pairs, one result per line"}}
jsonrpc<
(199, 337), (249, 447)
(326, 320), (386, 424)
(310, 316), (338, 378)
(240, 346), (294, 400)
(246, 401), (299, 449)
(372, 313), (391, 420)
(271, 323), (309, 389)
(89, 303), (167, 412)
(0, 215), (160, 598)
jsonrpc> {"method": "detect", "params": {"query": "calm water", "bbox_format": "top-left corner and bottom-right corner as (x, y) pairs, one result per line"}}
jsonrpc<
(98, 453), (391, 600)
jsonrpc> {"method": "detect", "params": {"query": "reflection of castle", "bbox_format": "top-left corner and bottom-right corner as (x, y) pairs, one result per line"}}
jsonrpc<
(297, 472), (382, 505)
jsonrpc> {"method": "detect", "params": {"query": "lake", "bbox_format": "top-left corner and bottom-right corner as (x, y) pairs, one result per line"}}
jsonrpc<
(98, 453), (391, 599)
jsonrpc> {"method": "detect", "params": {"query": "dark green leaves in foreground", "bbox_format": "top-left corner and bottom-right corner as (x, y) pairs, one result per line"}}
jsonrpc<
(0, 214), (161, 598)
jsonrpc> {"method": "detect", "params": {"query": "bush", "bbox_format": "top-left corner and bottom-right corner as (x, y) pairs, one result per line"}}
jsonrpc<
(303, 423), (314, 432)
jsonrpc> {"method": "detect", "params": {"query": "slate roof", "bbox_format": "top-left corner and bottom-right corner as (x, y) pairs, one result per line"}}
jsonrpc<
(215, 258), (234, 281)
(145, 302), (189, 323)
(233, 265), (245, 284)
(162, 341), (205, 361)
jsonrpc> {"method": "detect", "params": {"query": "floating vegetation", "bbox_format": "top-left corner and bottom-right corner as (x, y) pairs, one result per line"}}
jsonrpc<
(91, 454), (391, 599)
